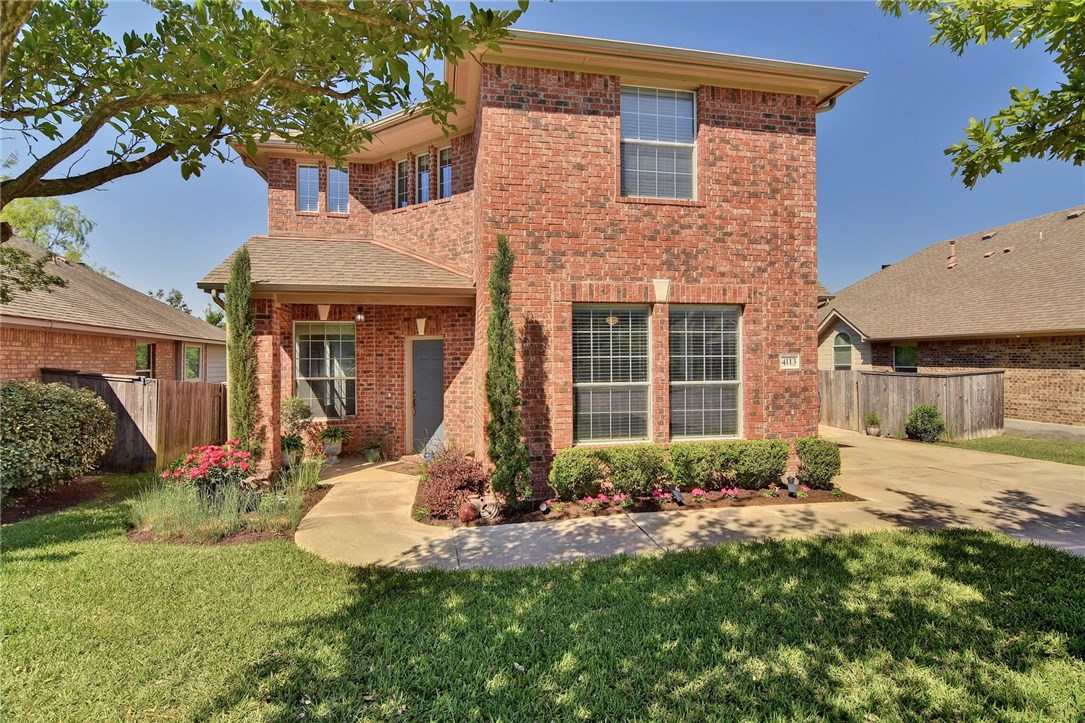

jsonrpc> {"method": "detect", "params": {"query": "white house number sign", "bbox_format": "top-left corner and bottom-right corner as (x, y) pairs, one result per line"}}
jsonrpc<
(779, 354), (801, 370)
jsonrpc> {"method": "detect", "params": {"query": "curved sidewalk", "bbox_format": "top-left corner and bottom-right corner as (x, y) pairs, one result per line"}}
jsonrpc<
(295, 431), (1084, 570)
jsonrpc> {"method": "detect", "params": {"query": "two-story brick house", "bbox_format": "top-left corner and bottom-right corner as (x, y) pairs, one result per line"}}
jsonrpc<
(199, 30), (865, 484)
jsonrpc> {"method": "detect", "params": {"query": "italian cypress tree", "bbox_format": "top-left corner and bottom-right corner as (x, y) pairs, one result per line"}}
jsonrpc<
(225, 245), (258, 450)
(485, 235), (532, 509)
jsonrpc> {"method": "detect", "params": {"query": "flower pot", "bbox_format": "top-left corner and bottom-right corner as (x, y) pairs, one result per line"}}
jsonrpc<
(866, 426), (881, 437)
(324, 441), (343, 465)
(281, 450), (299, 469)
(363, 446), (381, 464)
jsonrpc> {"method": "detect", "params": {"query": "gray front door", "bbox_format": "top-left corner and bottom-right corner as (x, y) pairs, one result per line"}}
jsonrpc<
(411, 339), (445, 454)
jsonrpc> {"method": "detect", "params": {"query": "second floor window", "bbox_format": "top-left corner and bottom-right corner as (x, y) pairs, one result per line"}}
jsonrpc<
(438, 147), (452, 198)
(296, 165), (319, 212)
(620, 86), (695, 200)
(327, 167), (349, 214)
(416, 154), (431, 204)
(395, 160), (409, 208)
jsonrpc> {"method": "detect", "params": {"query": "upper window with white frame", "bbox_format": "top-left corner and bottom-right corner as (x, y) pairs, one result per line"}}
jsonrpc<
(620, 86), (696, 200)
(669, 307), (741, 438)
(438, 147), (452, 199)
(572, 306), (650, 443)
(296, 164), (319, 212)
(295, 322), (357, 419)
(415, 154), (431, 204)
(395, 160), (409, 208)
(327, 167), (349, 214)
(833, 332), (853, 371)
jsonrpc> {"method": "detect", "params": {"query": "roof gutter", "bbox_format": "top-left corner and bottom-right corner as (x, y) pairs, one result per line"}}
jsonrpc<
(0, 314), (227, 346)
(815, 96), (837, 113)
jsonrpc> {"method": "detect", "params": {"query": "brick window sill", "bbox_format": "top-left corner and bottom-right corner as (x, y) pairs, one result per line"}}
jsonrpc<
(389, 197), (453, 214)
(295, 211), (321, 217)
(616, 196), (706, 208)
(327, 213), (350, 219)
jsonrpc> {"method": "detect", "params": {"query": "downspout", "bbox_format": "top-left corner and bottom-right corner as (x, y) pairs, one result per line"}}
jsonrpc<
(211, 288), (226, 310)
(815, 97), (837, 114)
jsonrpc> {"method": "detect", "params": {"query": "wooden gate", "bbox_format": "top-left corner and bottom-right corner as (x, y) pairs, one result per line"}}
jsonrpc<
(818, 369), (1004, 440)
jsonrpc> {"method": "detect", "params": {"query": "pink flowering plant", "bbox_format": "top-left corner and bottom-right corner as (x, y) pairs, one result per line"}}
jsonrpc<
(582, 493), (609, 510)
(651, 489), (668, 504)
(763, 483), (781, 499)
(721, 487), (742, 500)
(611, 492), (633, 508)
(689, 488), (709, 503)
(797, 484), (811, 499)
(161, 439), (254, 497)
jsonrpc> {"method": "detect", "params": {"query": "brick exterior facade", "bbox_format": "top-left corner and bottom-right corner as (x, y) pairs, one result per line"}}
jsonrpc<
(0, 326), (192, 382)
(870, 336), (1085, 426)
(252, 61), (824, 487)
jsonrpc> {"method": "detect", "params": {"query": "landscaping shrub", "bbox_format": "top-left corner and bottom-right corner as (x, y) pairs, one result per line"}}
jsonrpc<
(281, 458), (324, 490)
(160, 441), (254, 498)
(669, 441), (743, 491)
(733, 439), (789, 490)
(0, 380), (115, 499)
(417, 448), (487, 519)
(905, 404), (947, 443)
(548, 448), (605, 500)
(795, 436), (841, 490)
(598, 444), (669, 496)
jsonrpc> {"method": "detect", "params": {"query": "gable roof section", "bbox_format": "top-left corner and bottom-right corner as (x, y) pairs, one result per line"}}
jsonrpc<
(198, 235), (474, 294)
(1, 238), (227, 344)
(819, 208), (1085, 341)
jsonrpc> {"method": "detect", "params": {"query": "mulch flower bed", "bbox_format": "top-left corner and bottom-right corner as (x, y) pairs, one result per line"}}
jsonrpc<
(416, 487), (863, 528)
(1, 476), (108, 525)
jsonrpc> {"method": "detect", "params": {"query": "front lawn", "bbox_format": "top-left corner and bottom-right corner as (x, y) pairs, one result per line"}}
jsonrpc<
(3, 475), (1084, 721)
(941, 435), (1085, 466)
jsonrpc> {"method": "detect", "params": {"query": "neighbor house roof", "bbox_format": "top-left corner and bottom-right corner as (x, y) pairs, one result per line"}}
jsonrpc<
(197, 235), (475, 295)
(818, 207), (1085, 341)
(817, 281), (834, 299)
(1, 237), (227, 344)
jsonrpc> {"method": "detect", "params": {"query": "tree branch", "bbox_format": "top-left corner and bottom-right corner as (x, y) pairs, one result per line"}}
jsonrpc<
(1, 0), (37, 79)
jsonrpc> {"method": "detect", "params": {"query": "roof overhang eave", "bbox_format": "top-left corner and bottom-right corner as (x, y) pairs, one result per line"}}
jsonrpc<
(0, 314), (227, 346)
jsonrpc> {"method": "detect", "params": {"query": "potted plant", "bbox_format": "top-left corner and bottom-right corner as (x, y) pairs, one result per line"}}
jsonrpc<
(360, 435), (384, 464)
(864, 411), (882, 437)
(280, 433), (304, 469)
(318, 425), (351, 464)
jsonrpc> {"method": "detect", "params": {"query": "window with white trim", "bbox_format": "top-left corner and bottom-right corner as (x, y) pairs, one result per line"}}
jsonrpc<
(833, 332), (853, 370)
(295, 322), (356, 419)
(620, 86), (695, 200)
(296, 165), (319, 212)
(573, 306), (650, 442)
(894, 345), (918, 373)
(438, 147), (452, 199)
(184, 345), (202, 381)
(415, 154), (431, 204)
(136, 343), (155, 378)
(395, 160), (409, 208)
(328, 167), (349, 214)
(669, 307), (740, 438)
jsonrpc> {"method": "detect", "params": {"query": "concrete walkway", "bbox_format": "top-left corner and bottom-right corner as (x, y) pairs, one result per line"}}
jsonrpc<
(294, 428), (1085, 570)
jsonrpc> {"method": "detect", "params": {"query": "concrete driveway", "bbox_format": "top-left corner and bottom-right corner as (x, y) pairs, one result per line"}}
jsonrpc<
(294, 428), (1085, 570)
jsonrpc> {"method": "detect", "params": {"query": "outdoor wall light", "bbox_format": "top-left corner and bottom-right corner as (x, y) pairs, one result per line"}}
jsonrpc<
(354, 308), (365, 323)
(605, 314), (620, 327)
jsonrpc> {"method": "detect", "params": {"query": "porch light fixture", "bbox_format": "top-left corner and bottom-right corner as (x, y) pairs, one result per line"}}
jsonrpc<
(354, 308), (365, 323)
(605, 314), (620, 327)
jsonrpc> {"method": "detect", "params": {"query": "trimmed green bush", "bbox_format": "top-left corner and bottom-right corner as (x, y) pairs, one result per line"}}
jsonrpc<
(598, 444), (669, 496)
(1, 380), (115, 498)
(795, 436), (841, 490)
(733, 439), (789, 490)
(905, 404), (946, 443)
(669, 441), (743, 491)
(548, 448), (605, 501)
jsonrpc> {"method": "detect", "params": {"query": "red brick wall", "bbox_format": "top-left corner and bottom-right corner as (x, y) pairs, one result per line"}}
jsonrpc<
(872, 336), (1085, 426)
(1, 327), (135, 380)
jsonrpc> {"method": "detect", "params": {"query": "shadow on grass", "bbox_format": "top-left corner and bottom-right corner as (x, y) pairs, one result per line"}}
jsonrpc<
(197, 529), (1085, 721)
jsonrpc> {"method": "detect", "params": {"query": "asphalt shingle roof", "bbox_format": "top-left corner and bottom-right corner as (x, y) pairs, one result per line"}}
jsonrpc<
(1, 238), (226, 343)
(199, 236), (474, 293)
(819, 207), (1085, 340)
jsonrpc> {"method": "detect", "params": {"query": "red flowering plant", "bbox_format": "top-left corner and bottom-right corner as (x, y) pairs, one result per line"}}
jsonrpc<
(160, 439), (255, 497)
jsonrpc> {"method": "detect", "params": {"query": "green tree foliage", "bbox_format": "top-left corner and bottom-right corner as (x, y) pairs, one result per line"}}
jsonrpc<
(148, 287), (191, 314)
(225, 246), (258, 450)
(485, 235), (532, 509)
(0, 195), (94, 260)
(0, 0), (525, 209)
(202, 303), (225, 329)
(880, 0), (1085, 187)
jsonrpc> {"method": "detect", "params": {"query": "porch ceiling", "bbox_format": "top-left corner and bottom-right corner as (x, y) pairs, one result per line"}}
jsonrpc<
(198, 235), (474, 297)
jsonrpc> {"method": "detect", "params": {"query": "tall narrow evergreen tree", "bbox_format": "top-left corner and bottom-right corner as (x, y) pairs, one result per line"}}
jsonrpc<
(485, 235), (532, 508)
(225, 246), (258, 450)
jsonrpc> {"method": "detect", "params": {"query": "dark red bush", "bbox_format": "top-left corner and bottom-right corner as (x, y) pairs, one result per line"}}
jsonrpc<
(416, 449), (487, 519)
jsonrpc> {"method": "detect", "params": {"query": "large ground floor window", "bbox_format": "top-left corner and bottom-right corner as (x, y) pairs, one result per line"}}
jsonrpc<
(669, 306), (741, 438)
(573, 306), (650, 442)
(295, 322), (356, 419)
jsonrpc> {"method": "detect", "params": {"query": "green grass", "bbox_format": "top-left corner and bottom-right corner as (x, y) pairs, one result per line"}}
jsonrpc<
(941, 435), (1085, 466)
(3, 475), (1084, 721)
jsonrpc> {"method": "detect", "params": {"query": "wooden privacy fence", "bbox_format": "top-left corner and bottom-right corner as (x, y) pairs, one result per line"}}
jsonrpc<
(42, 370), (227, 471)
(818, 369), (1004, 440)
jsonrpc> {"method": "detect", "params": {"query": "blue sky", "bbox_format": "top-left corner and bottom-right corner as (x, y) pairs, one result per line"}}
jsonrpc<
(15, 1), (1083, 313)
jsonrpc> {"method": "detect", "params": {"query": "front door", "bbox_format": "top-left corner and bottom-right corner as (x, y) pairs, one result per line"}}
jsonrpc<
(411, 339), (445, 454)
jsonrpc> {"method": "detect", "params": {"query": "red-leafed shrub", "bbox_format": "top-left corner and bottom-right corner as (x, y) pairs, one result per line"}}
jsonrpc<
(416, 448), (488, 519)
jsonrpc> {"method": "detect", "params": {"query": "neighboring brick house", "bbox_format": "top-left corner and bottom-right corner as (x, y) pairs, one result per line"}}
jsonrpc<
(1, 238), (227, 383)
(200, 30), (866, 483)
(818, 208), (1085, 428)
